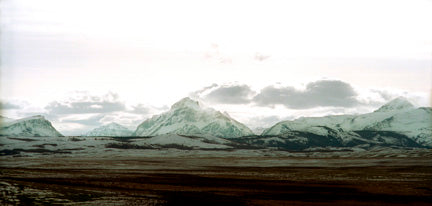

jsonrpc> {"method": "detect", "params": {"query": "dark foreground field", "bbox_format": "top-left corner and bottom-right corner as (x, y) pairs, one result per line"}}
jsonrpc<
(1, 157), (432, 205)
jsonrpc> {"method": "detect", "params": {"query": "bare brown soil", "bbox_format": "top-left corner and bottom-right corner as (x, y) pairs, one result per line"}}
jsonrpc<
(1, 157), (431, 205)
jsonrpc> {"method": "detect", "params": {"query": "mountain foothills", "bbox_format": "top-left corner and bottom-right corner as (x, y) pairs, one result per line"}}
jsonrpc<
(0, 97), (431, 149)
(133, 97), (254, 138)
(85, 123), (133, 137)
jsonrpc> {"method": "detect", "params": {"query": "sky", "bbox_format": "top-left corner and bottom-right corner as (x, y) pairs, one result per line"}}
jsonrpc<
(1, 0), (431, 135)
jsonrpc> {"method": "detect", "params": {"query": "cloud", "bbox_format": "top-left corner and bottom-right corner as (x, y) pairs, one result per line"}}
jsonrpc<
(45, 92), (125, 115)
(367, 89), (429, 107)
(59, 112), (143, 129)
(203, 44), (232, 64)
(36, 91), (168, 135)
(192, 81), (360, 107)
(205, 85), (254, 104)
(60, 114), (105, 126)
(253, 80), (359, 109)
(129, 104), (151, 114)
(370, 89), (398, 101)
(0, 101), (21, 110)
(189, 83), (219, 98)
(254, 53), (270, 61)
(204, 84), (255, 104)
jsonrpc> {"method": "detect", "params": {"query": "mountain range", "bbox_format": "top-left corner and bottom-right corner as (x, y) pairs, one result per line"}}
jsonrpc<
(1, 97), (431, 149)
(259, 97), (431, 147)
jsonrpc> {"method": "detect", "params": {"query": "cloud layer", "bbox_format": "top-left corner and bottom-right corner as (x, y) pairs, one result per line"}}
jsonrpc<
(45, 100), (125, 115)
(193, 80), (362, 109)
(19, 92), (165, 135)
(253, 80), (359, 109)
(0, 101), (21, 110)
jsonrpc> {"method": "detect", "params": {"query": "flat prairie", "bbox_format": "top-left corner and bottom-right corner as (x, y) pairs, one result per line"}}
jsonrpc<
(1, 156), (431, 205)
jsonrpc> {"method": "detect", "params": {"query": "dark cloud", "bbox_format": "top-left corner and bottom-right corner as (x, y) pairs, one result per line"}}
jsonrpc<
(0, 101), (21, 110)
(205, 85), (254, 104)
(253, 80), (359, 109)
(45, 92), (125, 115)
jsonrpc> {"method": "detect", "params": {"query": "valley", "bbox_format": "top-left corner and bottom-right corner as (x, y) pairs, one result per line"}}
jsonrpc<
(1, 155), (431, 205)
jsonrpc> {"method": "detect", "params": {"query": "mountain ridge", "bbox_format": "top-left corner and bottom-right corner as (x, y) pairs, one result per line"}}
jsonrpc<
(262, 97), (431, 147)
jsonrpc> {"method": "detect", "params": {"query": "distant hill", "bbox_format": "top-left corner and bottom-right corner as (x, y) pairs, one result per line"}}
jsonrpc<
(85, 123), (133, 137)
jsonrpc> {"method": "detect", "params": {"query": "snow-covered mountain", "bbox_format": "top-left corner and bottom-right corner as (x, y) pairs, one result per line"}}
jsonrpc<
(85, 123), (133, 137)
(133, 97), (254, 138)
(262, 97), (432, 147)
(0, 115), (63, 137)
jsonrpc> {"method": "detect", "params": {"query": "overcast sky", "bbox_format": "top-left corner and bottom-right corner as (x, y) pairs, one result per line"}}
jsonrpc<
(1, 0), (431, 135)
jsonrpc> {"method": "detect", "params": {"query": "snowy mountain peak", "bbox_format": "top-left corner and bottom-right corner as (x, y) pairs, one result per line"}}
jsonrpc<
(375, 97), (414, 112)
(134, 97), (254, 138)
(85, 122), (132, 137)
(171, 97), (200, 110)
